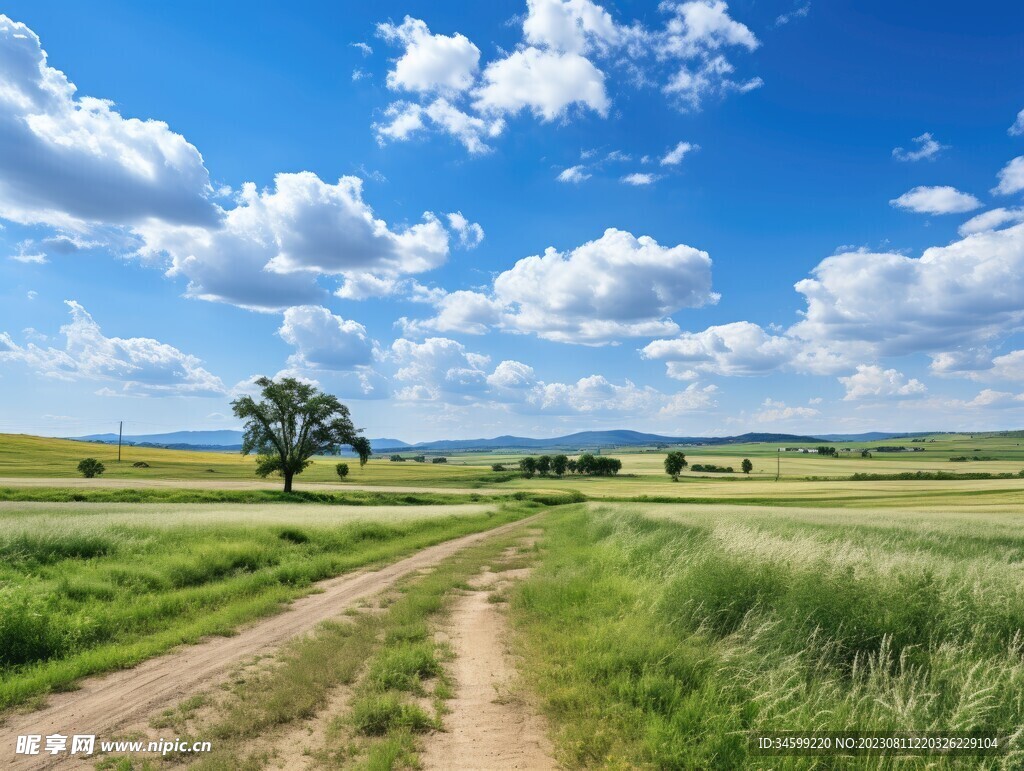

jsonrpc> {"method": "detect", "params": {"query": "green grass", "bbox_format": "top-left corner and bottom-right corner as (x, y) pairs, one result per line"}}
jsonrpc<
(182, 518), (532, 770)
(510, 503), (1024, 769)
(0, 501), (534, 711)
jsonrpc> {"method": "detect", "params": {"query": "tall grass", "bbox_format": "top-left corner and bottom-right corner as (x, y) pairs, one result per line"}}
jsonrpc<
(511, 504), (1024, 768)
(0, 503), (532, 710)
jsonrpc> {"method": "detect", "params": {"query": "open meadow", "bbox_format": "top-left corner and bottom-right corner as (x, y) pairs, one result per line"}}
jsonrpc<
(2, 432), (1024, 768)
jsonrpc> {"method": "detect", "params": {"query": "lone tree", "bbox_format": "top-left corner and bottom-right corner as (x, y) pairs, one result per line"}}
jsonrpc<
(77, 458), (105, 478)
(336, 462), (349, 480)
(741, 458), (753, 475)
(350, 436), (372, 468)
(232, 376), (362, 492)
(664, 451), (687, 481)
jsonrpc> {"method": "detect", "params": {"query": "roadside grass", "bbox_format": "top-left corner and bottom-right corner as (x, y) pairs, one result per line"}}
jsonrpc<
(178, 522), (534, 769)
(510, 504), (1024, 769)
(0, 503), (536, 711)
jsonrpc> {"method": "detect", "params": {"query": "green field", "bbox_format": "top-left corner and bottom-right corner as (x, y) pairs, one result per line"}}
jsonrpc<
(510, 503), (1024, 768)
(0, 499), (534, 710)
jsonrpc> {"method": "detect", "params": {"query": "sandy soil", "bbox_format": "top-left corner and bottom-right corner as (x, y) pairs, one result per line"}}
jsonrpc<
(421, 539), (555, 770)
(0, 516), (538, 770)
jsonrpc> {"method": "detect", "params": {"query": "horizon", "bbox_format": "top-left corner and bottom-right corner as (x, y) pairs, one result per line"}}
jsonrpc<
(2, 1), (1024, 442)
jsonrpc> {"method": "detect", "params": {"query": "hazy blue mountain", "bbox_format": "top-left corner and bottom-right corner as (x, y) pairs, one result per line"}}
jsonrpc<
(72, 431), (410, 452)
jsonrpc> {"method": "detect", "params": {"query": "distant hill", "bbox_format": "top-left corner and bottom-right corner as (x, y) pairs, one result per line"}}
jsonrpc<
(72, 431), (409, 453)
(812, 431), (937, 442)
(385, 430), (824, 452)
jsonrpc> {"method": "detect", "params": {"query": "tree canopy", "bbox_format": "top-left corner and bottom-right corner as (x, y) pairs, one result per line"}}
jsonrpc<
(231, 376), (361, 492)
(664, 451), (687, 480)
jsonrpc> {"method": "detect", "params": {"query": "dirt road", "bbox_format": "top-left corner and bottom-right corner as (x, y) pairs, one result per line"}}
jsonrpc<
(0, 515), (539, 770)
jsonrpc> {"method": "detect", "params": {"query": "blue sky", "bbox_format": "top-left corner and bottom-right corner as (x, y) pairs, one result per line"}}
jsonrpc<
(1, 0), (1023, 441)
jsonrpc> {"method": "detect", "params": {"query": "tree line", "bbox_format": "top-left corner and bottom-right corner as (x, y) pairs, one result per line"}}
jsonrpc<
(501, 453), (623, 478)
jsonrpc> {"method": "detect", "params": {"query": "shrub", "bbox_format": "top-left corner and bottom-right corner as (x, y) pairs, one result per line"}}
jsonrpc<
(77, 458), (105, 478)
(335, 462), (349, 480)
(491, 463), (506, 472)
(431, 457), (447, 464)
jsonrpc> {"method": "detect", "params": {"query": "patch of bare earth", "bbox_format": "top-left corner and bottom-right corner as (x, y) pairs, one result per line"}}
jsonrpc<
(421, 533), (555, 770)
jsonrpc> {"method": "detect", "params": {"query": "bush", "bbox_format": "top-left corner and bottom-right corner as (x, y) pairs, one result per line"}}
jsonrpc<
(491, 463), (506, 472)
(77, 458), (105, 478)
(335, 462), (349, 480)
(431, 457), (447, 464)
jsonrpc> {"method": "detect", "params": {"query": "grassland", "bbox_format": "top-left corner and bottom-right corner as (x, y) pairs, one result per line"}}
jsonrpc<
(0, 500), (535, 710)
(510, 503), (1024, 768)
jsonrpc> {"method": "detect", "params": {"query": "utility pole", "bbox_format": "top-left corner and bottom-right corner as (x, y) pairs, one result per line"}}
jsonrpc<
(776, 447), (781, 481)
(118, 421), (123, 463)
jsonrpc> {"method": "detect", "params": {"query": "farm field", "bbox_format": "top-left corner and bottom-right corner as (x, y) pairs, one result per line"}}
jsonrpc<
(510, 502), (1024, 768)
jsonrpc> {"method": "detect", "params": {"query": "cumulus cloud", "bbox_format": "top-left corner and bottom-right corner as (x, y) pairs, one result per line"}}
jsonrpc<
(0, 15), (218, 232)
(892, 132), (947, 162)
(374, 98), (505, 153)
(661, 141), (698, 165)
(473, 47), (610, 121)
(642, 321), (796, 380)
(377, 16), (480, 94)
(838, 364), (926, 401)
(138, 173), (449, 310)
(405, 228), (718, 344)
(993, 156), (1024, 196)
(658, 1), (761, 110)
(1009, 108), (1024, 137)
(889, 186), (981, 215)
(277, 305), (376, 371)
(0, 301), (224, 395)
(557, 165), (592, 183)
(621, 172), (659, 185)
(389, 336), (715, 416)
(753, 398), (819, 423)
(446, 212), (484, 248)
(958, 207), (1024, 236)
(522, 0), (631, 54)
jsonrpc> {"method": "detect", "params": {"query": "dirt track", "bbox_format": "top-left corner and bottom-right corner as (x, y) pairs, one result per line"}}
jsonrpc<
(0, 515), (539, 769)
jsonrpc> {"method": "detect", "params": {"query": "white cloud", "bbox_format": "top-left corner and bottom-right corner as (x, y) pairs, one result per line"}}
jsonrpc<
(1009, 108), (1024, 137)
(446, 212), (484, 248)
(351, 42), (373, 56)
(9, 246), (46, 264)
(753, 398), (819, 423)
(138, 172), (449, 310)
(522, 0), (630, 54)
(557, 164), (592, 183)
(406, 228), (718, 344)
(658, 1), (761, 111)
(775, 3), (810, 26)
(993, 156), (1024, 196)
(473, 47), (609, 121)
(0, 15), (218, 232)
(838, 364), (926, 401)
(892, 132), (947, 162)
(661, 141), (698, 165)
(335, 273), (401, 300)
(277, 305), (376, 371)
(959, 389), (1024, 409)
(958, 207), (1024, 236)
(659, 382), (718, 414)
(374, 98), (505, 154)
(377, 16), (480, 94)
(621, 172), (660, 185)
(0, 301), (224, 396)
(889, 185), (981, 215)
(642, 321), (796, 380)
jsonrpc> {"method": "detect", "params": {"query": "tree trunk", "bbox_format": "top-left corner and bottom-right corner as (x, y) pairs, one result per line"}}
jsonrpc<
(283, 471), (294, 493)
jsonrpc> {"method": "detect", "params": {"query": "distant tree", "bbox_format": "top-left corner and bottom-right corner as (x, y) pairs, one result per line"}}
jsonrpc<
(536, 455), (552, 476)
(741, 458), (753, 474)
(77, 458), (105, 478)
(566, 459), (578, 474)
(431, 456), (448, 464)
(861, 450), (872, 458)
(664, 451), (688, 481)
(351, 436), (372, 468)
(519, 456), (537, 478)
(412, 455), (426, 463)
(816, 446), (837, 457)
(231, 376), (360, 492)
(551, 454), (568, 477)
(390, 454), (406, 462)
(335, 462), (349, 480)
(491, 463), (506, 472)
(576, 453), (596, 476)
